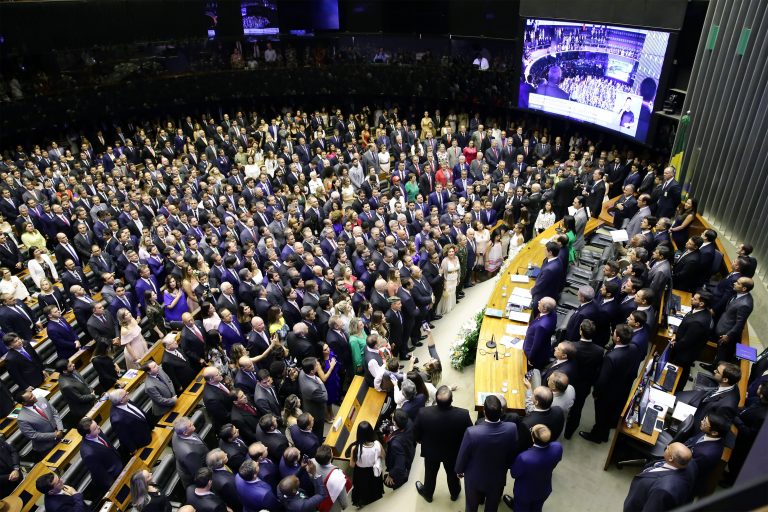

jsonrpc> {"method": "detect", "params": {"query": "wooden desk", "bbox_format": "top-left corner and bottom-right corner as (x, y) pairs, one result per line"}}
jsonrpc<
(475, 211), (607, 412)
(324, 376), (386, 460)
(42, 429), (81, 471)
(603, 351), (682, 469)
(156, 391), (202, 428)
(86, 370), (147, 425)
(10, 463), (50, 512)
(135, 427), (173, 465)
(0, 374), (61, 438)
(99, 456), (149, 512)
(138, 340), (164, 366)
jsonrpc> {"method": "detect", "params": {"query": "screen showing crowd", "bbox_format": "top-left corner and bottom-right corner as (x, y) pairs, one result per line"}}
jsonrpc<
(519, 19), (670, 142)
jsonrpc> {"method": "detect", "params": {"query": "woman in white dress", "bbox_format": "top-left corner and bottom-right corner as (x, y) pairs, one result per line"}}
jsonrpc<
(340, 177), (356, 208)
(436, 245), (461, 315)
(117, 308), (149, 370)
(377, 144), (390, 174)
(534, 200), (557, 234)
(0, 267), (29, 301)
(263, 150), (278, 177)
(508, 222), (527, 259)
(27, 247), (58, 288)
(473, 221), (491, 268)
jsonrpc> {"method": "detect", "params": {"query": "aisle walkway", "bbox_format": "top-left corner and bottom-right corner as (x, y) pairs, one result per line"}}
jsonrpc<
(360, 273), (636, 512)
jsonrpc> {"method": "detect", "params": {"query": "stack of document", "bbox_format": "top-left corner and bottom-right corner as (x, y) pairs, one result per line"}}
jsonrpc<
(509, 275), (530, 284)
(508, 311), (530, 323)
(609, 229), (629, 243)
(499, 336), (525, 350)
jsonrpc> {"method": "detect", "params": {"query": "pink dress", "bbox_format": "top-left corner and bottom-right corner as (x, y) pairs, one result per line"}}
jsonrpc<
(121, 322), (149, 370)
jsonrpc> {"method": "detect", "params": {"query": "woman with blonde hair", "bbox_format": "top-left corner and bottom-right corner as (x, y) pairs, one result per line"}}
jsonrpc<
(118, 308), (149, 370)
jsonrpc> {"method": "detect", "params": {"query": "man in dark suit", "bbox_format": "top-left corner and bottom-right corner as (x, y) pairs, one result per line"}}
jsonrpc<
(512, 386), (566, 452)
(36, 473), (87, 512)
(45, 306), (80, 360)
(203, 367), (234, 430)
(76, 417), (123, 496)
(229, 389), (260, 445)
(0, 294), (39, 341)
(256, 414), (290, 464)
(173, 416), (210, 489)
(0, 434), (21, 497)
(456, 395), (518, 512)
(503, 425), (564, 512)
(584, 169), (607, 218)
(580, 325), (640, 443)
(623, 442), (695, 512)
(654, 166), (682, 219)
(711, 277), (753, 365)
(611, 185), (639, 228)
(565, 286), (599, 342)
(386, 296), (409, 360)
(0, 232), (22, 271)
(286, 323), (315, 363)
(678, 362), (742, 437)
(540, 342), (579, 386)
(594, 281), (622, 347)
(288, 413), (320, 458)
(185, 467), (228, 512)
(531, 242), (564, 309)
(669, 291), (713, 392)
(180, 312), (208, 373)
(524, 298), (558, 370)
(684, 411), (729, 496)
(108, 388), (153, 455)
(86, 302), (120, 351)
(161, 335), (197, 393)
(253, 368), (282, 419)
(3, 333), (46, 390)
(56, 359), (97, 427)
(207, 449), (241, 512)
(673, 236), (703, 292)
(413, 385), (472, 503)
(564, 320), (604, 439)
(219, 423), (250, 472)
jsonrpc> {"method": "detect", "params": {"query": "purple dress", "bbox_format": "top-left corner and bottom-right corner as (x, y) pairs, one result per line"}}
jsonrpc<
(163, 290), (189, 322)
(323, 350), (342, 405)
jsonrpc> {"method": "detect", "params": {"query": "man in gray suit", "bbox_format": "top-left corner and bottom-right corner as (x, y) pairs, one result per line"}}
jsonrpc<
(361, 144), (381, 175)
(298, 357), (328, 441)
(625, 194), (652, 239)
(648, 245), (673, 305)
(15, 390), (64, 457)
(142, 361), (178, 420)
(572, 196), (589, 253)
(172, 416), (209, 489)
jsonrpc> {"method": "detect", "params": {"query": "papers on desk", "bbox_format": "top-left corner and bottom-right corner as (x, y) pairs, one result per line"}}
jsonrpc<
(679, 304), (691, 314)
(509, 274), (530, 284)
(499, 336), (524, 350)
(649, 387), (676, 410)
(539, 236), (553, 245)
(32, 387), (49, 399)
(485, 308), (505, 318)
(567, 206), (577, 216)
(672, 401), (697, 422)
(667, 316), (683, 328)
(507, 294), (532, 308)
(123, 369), (140, 379)
(609, 229), (629, 243)
(512, 287), (532, 299)
(506, 324), (529, 337)
(508, 311), (531, 323)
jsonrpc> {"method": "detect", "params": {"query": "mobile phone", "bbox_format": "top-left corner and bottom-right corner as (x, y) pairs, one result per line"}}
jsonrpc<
(61, 438), (72, 445)
(302, 454), (310, 464)
(524, 370), (533, 380)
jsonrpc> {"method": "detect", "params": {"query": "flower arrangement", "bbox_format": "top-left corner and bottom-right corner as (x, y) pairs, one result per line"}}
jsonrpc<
(449, 308), (486, 370)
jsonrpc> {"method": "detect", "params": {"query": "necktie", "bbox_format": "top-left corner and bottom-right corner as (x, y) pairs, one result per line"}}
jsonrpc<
(34, 406), (49, 420)
(14, 306), (33, 324)
(19, 347), (33, 361)
(97, 436), (109, 448)
(192, 325), (203, 341)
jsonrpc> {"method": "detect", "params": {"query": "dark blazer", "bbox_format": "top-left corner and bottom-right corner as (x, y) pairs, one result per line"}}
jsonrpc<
(385, 424), (416, 489)
(541, 359), (578, 388)
(110, 402), (153, 453)
(86, 311), (119, 348)
(231, 405), (260, 445)
(594, 298), (621, 347)
(684, 433), (725, 493)
(586, 180), (606, 218)
(92, 354), (119, 391)
(524, 311), (557, 370)
(655, 179), (683, 218)
(455, 420), (518, 493)
(509, 442), (563, 508)
(0, 239), (22, 269)
(531, 258), (564, 306)
(413, 405), (473, 463)
(669, 309), (712, 367)
(172, 434), (209, 487)
(44, 492), (87, 512)
(180, 322), (207, 372)
(4, 344), (45, 389)
(257, 427), (290, 464)
(0, 302), (37, 340)
(219, 437), (249, 473)
(682, 386), (741, 429)
(80, 437), (123, 492)
(58, 372), (97, 421)
(162, 350), (197, 393)
(573, 341), (604, 392)
(594, 346), (641, 422)
(623, 463), (695, 512)
(253, 383), (281, 419)
(715, 293), (753, 341)
(288, 425), (320, 457)
(47, 318), (80, 359)
(0, 436), (20, 497)
(184, 487), (227, 512)
(203, 383), (234, 429)
(211, 468), (242, 512)
(516, 407), (565, 451)
(673, 250), (701, 292)
(565, 301), (599, 342)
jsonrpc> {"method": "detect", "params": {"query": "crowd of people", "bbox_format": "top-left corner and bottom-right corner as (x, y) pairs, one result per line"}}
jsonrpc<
(0, 105), (764, 512)
(560, 75), (632, 111)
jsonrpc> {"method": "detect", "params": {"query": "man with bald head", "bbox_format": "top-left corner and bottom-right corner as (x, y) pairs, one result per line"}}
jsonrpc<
(524, 298), (558, 370)
(623, 442), (695, 511)
(203, 366), (234, 430)
(180, 311), (207, 373)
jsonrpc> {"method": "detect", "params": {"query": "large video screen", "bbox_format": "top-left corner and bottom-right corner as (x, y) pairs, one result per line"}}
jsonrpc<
(520, 19), (670, 142)
(242, 0), (279, 35)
